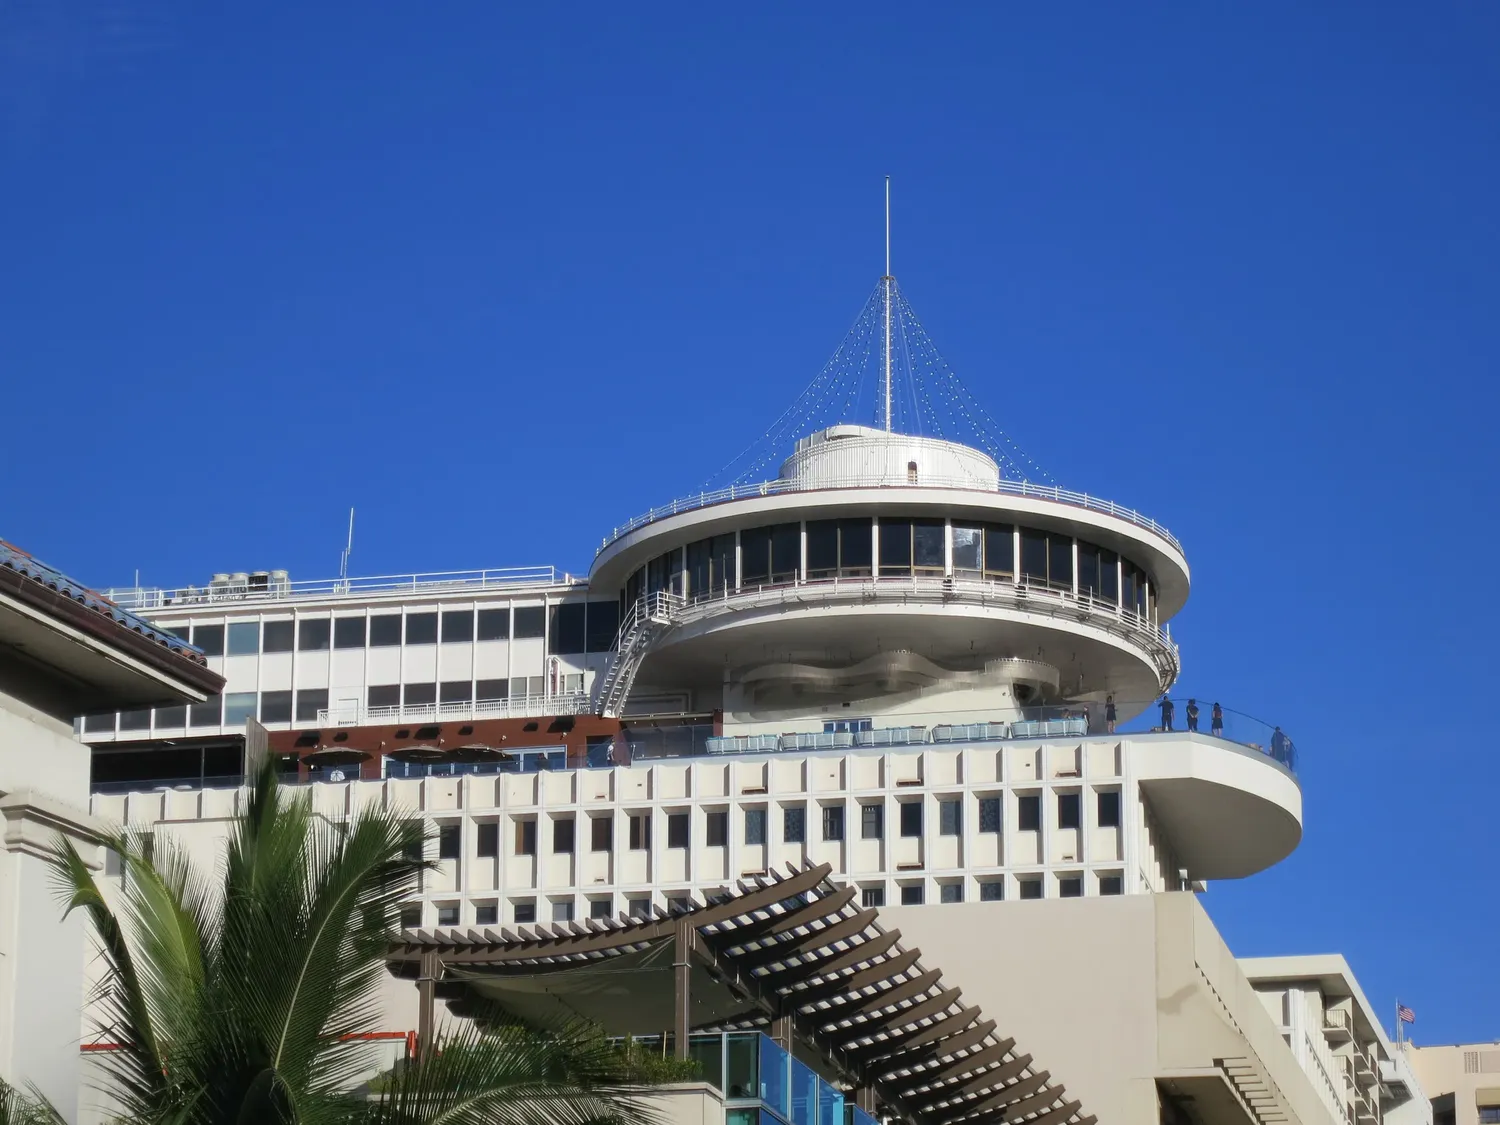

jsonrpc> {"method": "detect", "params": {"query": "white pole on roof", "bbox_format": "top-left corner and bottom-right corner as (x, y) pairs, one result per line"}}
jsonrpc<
(884, 176), (892, 434)
(339, 508), (355, 585)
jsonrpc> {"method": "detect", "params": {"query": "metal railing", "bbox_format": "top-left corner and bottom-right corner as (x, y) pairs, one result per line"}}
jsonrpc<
(598, 474), (1182, 555)
(102, 566), (572, 611)
(316, 692), (591, 727)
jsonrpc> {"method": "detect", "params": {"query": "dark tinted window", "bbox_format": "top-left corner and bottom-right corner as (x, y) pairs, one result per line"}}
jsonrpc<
(1100, 550), (1119, 602)
(298, 618), (331, 651)
(586, 601), (619, 652)
(770, 523), (799, 578)
(862, 887), (885, 907)
(979, 882), (1003, 901)
(477, 822), (499, 857)
(743, 809), (766, 846)
(367, 685), (399, 709)
(192, 624), (225, 657)
(190, 697), (222, 727)
(913, 519), (945, 570)
(515, 821), (536, 856)
(549, 603), (586, 654)
(861, 804), (883, 839)
(706, 811), (727, 847)
(1049, 534), (1073, 586)
(440, 610), (473, 643)
(333, 617), (367, 649)
(984, 524), (1015, 575)
(263, 620), (295, 653)
(440, 681), (472, 704)
(1018, 794), (1041, 831)
(899, 801), (923, 838)
(119, 708), (151, 731)
(1020, 529), (1048, 580)
(1059, 877), (1083, 898)
(403, 683), (436, 707)
(476, 679), (506, 702)
(369, 615), (402, 647)
(476, 608), (509, 641)
(740, 527), (771, 585)
(404, 613), (437, 645)
(591, 816), (612, 851)
(295, 690), (327, 723)
(1100, 875), (1124, 896)
(938, 799), (961, 835)
(438, 824), (460, 860)
(783, 806), (805, 844)
(155, 705), (187, 728)
(1019, 879), (1043, 900)
(553, 818), (575, 854)
(978, 797), (1001, 833)
(475, 904), (499, 925)
(513, 606), (545, 639)
(822, 806), (844, 841)
(940, 883), (963, 904)
(1078, 546), (1101, 597)
(806, 520), (839, 576)
(952, 526), (982, 571)
(261, 691), (293, 723)
(840, 518), (873, 571)
(514, 901), (536, 923)
(900, 885), (924, 905)
(1098, 791), (1121, 828)
(628, 814), (650, 850)
(879, 520), (912, 573)
(1058, 792), (1081, 830)
(667, 812), (690, 848)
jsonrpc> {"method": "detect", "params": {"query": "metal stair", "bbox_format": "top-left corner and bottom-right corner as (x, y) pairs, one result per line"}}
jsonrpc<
(594, 591), (682, 717)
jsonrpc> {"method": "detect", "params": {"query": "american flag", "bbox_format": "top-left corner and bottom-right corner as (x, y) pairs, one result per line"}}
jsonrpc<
(1398, 1005), (1416, 1025)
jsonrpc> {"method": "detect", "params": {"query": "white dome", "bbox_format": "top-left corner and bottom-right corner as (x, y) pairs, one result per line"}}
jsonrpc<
(778, 425), (999, 490)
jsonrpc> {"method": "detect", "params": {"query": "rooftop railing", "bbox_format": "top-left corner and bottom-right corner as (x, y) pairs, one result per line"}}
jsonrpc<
(597, 474), (1182, 556)
(102, 566), (574, 611)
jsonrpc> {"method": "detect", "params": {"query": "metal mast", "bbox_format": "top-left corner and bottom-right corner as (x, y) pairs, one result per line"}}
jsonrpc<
(883, 176), (892, 433)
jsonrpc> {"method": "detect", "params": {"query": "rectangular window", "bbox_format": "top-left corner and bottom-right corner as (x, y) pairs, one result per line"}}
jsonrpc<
(476, 678), (507, 702)
(952, 526), (982, 572)
(1019, 878), (1043, 900)
(440, 610), (473, 643)
(226, 621), (260, 655)
(1100, 875), (1124, 896)
(298, 618), (331, 652)
(260, 691), (292, 724)
(589, 899), (612, 920)
(403, 683), (436, 708)
(861, 804), (884, 840)
(405, 613), (438, 645)
(585, 601), (620, 652)
(822, 805), (845, 841)
(515, 820), (537, 856)
(223, 692), (258, 727)
(900, 885), (924, 906)
(438, 824), (460, 860)
(939, 883), (963, 904)
(590, 815), (612, 852)
(514, 901), (537, 924)
(1100, 549), (1119, 603)
(553, 817), (575, 854)
(477, 822), (499, 858)
(744, 808), (767, 846)
(548, 602), (586, 653)
(740, 526), (771, 585)
(861, 887), (885, 908)
(770, 523), (799, 580)
(369, 614), (402, 647)
(1077, 545), (1101, 597)
(437, 905), (459, 926)
(155, 705), (186, 728)
(1018, 794), (1041, 831)
(899, 801), (923, 838)
(402, 823), (424, 862)
(912, 519), (945, 571)
(1058, 793), (1081, 830)
(294, 690), (327, 724)
(476, 607), (509, 641)
(193, 624), (225, 657)
(783, 806), (806, 844)
(1049, 534), (1074, 587)
(938, 799), (961, 836)
(367, 684), (400, 709)
(978, 797), (1001, 833)
(513, 606), (545, 639)
(628, 813), (650, 850)
(333, 616), (367, 649)
(1098, 791), (1121, 828)
(263, 620), (295, 653)
(1020, 529), (1048, 581)
(190, 696), (223, 727)
(1059, 876), (1083, 898)
(806, 520), (839, 577)
(706, 811), (728, 847)
(979, 881), (1003, 901)
(439, 681), (473, 705)
(475, 903), (499, 926)
(878, 520), (912, 574)
(667, 812), (690, 849)
(399, 905), (422, 930)
(984, 523), (1015, 577)
(838, 518), (873, 573)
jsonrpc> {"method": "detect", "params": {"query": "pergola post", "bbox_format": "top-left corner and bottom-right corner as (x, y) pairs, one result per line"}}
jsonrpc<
(417, 948), (440, 1062)
(674, 918), (693, 1060)
(771, 1013), (794, 1050)
(856, 1087), (878, 1112)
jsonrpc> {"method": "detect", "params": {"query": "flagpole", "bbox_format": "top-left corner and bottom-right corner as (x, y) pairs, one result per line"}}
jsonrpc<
(1396, 1000), (1404, 1048)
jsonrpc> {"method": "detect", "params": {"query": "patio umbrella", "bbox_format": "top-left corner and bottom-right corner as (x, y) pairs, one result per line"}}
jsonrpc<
(387, 744), (447, 764)
(301, 748), (371, 768)
(448, 744), (511, 764)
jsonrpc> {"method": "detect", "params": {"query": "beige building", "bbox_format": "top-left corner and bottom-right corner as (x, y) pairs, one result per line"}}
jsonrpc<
(1407, 1044), (1500, 1125)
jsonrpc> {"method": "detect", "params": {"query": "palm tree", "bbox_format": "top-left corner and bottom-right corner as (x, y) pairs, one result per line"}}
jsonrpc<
(52, 760), (668, 1125)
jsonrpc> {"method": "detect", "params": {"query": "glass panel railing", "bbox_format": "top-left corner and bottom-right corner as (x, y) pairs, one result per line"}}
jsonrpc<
(790, 1058), (819, 1125)
(725, 1032), (760, 1101)
(759, 1036), (790, 1119)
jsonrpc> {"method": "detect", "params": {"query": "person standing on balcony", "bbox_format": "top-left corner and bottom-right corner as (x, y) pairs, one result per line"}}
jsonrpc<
(1186, 698), (1200, 732)
(1106, 694), (1117, 734)
(1159, 695), (1175, 731)
(1211, 702), (1224, 736)
(1271, 726), (1289, 763)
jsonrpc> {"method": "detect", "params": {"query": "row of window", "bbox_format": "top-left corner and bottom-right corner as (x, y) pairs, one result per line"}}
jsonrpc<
(625, 517), (1158, 616)
(171, 601), (621, 659)
(403, 870), (1128, 928)
(424, 791), (1123, 859)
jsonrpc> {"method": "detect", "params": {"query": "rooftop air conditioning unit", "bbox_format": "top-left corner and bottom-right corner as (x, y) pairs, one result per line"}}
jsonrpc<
(248, 571), (270, 592)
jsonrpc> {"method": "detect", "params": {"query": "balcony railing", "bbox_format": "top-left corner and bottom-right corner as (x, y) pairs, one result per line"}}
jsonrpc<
(316, 693), (590, 727)
(598, 474), (1182, 555)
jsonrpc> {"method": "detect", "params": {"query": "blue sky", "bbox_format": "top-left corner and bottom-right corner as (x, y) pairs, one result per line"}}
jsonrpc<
(3, 3), (1498, 1045)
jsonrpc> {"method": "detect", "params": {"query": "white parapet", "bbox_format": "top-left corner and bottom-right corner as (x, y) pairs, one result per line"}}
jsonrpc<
(780, 425), (1000, 489)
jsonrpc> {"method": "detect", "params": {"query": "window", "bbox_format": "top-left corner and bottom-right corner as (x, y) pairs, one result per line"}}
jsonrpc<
(1020, 529), (1048, 582)
(861, 887), (885, 908)
(1049, 533), (1074, 587)
(706, 811), (728, 847)
(912, 519), (944, 572)
(437, 905), (459, 926)
(984, 523), (1015, 578)
(1059, 876), (1083, 898)
(333, 616), (366, 649)
(513, 606), (545, 639)
(552, 901), (574, 923)
(405, 613), (438, 645)
(952, 526), (982, 573)
(1019, 879), (1043, 900)
(190, 696), (222, 727)
(548, 603), (586, 654)
(367, 685), (399, 709)
(514, 901), (537, 924)
(263, 620), (295, 653)
(940, 883), (963, 904)
(370, 615), (402, 647)
(82, 712), (115, 734)
(1077, 544), (1101, 599)
(553, 817), (575, 854)
(261, 691), (292, 724)
(822, 806), (844, 841)
(899, 802), (923, 838)
(227, 621), (260, 655)
(1100, 875), (1124, 896)
(155, 705), (186, 728)
(938, 799), (961, 836)
(438, 824), (460, 860)
(628, 898), (650, 919)
(585, 601), (620, 652)
(476, 679), (507, 703)
(475, 903), (499, 926)
(806, 520), (839, 577)
(298, 618), (331, 651)
(399, 905), (422, 930)
(440, 610), (473, 643)
(403, 683), (436, 708)
(476, 608), (509, 641)
(223, 692), (258, 727)
(439, 681), (472, 705)
(878, 519), (912, 574)
(628, 813), (650, 850)
(590, 899), (612, 920)
(477, 822), (499, 858)
(979, 881), (1003, 902)
(515, 820), (537, 856)
(402, 823), (424, 862)
(978, 797), (1001, 833)
(1100, 549), (1119, 603)
(783, 806), (806, 844)
(666, 812), (689, 849)
(193, 624), (225, 657)
(1018, 794), (1041, 831)
(1058, 793), (1081, 830)
(1477, 1110), (1500, 1125)
(861, 804), (884, 840)
(900, 885), (924, 906)
(1098, 791), (1121, 828)
(744, 808), (767, 846)
(591, 816), (612, 852)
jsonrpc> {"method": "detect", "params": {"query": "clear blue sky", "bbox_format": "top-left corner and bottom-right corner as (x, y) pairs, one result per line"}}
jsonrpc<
(3, 3), (1497, 1045)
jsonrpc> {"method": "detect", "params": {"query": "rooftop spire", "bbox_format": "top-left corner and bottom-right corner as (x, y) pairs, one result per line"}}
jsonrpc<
(884, 176), (893, 433)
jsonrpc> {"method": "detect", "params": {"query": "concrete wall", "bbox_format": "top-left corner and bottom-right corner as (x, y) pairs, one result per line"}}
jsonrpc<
(1409, 1044), (1500, 1125)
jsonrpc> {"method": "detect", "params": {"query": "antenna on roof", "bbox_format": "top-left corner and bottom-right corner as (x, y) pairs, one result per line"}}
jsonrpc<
(883, 175), (893, 434)
(338, 508), (355, 589)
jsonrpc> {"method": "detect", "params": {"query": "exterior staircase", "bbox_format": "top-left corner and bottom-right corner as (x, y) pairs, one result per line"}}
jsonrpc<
(593, 591), (682, 717)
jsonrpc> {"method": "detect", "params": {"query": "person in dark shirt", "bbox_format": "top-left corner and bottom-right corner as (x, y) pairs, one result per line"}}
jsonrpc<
(1106, 694), (1117, 734)
(1159, 695), (1175, 731)
(1211, 702), (1224, 736)
(1186, 698), (1200, 732)
(1270, 726), (1289, 763)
